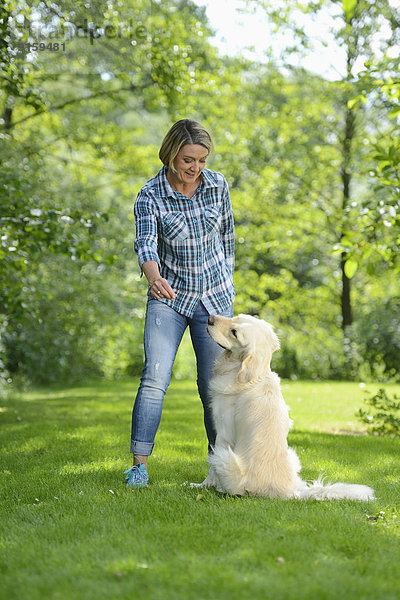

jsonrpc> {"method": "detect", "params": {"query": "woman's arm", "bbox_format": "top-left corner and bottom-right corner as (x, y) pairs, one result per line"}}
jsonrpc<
(134, 190), (177, 300)
(134, 191), (160, 270)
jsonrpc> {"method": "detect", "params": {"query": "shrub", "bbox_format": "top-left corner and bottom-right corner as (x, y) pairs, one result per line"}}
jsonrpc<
(353, 296), (400, 382)
(356, 388), (400, 436)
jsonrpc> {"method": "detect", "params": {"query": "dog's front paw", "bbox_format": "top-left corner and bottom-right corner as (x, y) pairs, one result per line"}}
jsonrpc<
(189, 481), (206, 488)
(190, 466), (219, 489)
(189, 475), (215, 489)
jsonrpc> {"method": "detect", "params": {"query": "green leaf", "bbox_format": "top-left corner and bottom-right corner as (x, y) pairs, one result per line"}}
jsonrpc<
(342, 0), (357, 21)
(344, 258), (358, 279)
(388, 107), (400, 119)
(347, 97), (358, 110)
(347, 95), (367, 110)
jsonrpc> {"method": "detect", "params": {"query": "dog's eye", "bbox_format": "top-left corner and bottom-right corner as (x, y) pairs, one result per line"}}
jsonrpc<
(231, 329), (237, 338)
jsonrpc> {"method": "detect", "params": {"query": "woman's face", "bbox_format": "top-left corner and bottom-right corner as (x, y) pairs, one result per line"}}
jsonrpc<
(172, 144), (208, 185)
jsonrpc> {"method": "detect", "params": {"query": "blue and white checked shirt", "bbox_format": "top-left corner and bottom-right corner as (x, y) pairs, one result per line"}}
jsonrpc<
(134, 165), (235, 317)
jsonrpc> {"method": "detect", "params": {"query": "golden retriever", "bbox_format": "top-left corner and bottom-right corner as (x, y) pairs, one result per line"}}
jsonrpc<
(191, 314), (374, 501)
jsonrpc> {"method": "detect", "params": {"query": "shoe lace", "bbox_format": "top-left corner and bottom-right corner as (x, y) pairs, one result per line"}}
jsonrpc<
(123, 464), (148, 483)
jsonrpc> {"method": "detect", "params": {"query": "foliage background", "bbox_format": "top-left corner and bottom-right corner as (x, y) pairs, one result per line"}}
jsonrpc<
(1, 0), (399, 386)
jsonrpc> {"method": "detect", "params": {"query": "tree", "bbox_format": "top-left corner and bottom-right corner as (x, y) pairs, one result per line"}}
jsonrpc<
(0, 0), (219, 383)
(245, 0), (400, 329)
(355, 51), (400, 266)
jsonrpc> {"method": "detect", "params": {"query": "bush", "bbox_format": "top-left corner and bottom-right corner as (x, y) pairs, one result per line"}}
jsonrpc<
(353, 297), (400, 382)
(356, 388), (400, 436)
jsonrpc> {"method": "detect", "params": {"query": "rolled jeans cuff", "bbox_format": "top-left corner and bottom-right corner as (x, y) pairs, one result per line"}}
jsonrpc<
(130, 440), (154, 456)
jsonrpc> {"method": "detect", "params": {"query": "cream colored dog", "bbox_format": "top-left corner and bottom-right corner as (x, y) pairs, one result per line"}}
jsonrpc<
(191, 314), (374, 501)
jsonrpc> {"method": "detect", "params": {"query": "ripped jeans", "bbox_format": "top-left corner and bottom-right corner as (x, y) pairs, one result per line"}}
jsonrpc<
(130, 298), (234, 456)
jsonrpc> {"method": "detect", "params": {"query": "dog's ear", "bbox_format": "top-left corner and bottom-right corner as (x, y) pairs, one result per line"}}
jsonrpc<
(237, 352), (257, 383)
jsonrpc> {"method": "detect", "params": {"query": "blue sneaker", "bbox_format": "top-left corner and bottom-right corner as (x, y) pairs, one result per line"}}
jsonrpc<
(124, 459), (149, 488)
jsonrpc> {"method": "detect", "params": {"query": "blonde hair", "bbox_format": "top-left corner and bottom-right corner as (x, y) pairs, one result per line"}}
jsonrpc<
(159, 119), (213, 173)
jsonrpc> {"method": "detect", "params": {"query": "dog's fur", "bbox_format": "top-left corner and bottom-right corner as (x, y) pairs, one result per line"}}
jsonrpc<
(191, 314), (374, 501)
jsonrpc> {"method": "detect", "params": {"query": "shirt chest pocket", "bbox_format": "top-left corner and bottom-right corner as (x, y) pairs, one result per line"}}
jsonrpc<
(161, 212), (189, 242)
(204, 206), (222, 237)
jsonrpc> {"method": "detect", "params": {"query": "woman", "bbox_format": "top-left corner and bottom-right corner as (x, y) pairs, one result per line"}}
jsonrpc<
(124, 119), (235, 487)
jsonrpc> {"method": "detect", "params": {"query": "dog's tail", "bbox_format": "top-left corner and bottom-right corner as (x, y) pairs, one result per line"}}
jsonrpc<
(297, 476), (374, 501)
(209, 446), (245, 495)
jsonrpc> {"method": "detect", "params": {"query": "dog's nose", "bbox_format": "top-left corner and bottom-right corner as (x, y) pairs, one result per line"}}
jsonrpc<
(208, 315), (215, 326)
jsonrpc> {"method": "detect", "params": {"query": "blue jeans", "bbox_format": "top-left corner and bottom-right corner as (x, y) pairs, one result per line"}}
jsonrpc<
(130, 298), (234, 456)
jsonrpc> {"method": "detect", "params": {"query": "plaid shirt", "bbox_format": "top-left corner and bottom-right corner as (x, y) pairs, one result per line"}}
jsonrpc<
(134, 165), (235, 317)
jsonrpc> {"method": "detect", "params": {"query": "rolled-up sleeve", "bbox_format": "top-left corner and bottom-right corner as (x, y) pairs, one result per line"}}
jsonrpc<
(220, 178), (235, 275)
(133, 190), (161, 272)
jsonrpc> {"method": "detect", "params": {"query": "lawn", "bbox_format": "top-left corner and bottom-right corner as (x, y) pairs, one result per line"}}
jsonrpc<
(1, 378), (400, 600)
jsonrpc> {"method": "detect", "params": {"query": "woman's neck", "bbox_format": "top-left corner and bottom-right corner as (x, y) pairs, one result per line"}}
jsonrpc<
(166, 168), (202, 199)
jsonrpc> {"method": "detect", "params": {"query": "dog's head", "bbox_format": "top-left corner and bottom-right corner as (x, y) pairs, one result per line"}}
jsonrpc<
(207, 314), (280, 383)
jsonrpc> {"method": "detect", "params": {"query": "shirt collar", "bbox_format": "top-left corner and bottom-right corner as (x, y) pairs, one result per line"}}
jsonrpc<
(157, 165), (218, 198)
(158, 165), (176, 198)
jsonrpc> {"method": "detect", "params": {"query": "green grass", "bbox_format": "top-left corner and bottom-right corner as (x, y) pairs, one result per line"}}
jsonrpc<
(1, 379), (400, 600)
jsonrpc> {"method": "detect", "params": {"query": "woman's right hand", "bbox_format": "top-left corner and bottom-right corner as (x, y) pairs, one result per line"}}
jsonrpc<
(149, 277), (178, 300)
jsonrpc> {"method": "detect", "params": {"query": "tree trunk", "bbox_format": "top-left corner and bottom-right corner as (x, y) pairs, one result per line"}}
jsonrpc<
(340, 251), (352, 328)
(3, 107), (13, 130)
(340, 105), (355, 329)
(340, 18), (357, 329)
